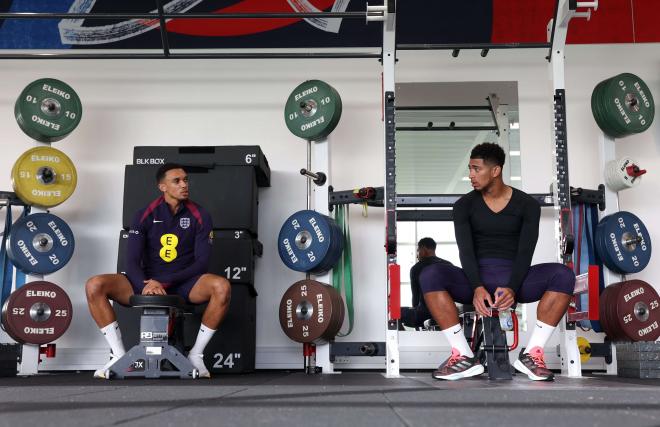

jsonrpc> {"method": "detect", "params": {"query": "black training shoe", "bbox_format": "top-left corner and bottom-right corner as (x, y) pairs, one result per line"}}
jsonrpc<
(432, 348), (485, 381)
(513, 346), (555, 381)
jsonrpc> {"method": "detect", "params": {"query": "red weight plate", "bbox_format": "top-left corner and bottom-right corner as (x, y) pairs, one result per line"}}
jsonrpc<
(599, 284), (620, 339)
(615, 280), (660, 342)
(608, 283), (629, 341)
(1, 281), (73, 345)
(322, 287), (345, 341)
(278, 280), (341, 344)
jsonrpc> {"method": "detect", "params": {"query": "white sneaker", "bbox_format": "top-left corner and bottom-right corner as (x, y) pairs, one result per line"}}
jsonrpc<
(187, 353), (211, 378)
(93, 354), (121, 379)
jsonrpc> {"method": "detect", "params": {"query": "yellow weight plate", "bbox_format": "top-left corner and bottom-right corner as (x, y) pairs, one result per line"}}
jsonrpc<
(11, 146), (77, 208)
(577, 337), (592, 363)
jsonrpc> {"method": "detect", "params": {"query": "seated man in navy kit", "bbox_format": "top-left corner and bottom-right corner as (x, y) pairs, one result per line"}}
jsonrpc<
(85, 163), (231, 378)
(400, 237), (453, 329)
(421, 143), (575, 381)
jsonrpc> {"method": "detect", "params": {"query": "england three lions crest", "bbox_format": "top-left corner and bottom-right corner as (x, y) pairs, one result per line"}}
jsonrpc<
(180, 217), (191, 229)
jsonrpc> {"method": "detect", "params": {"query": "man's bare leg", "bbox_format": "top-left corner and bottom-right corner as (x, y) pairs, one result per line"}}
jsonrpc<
(523, 290), (572, 353)
(424, 290), (460, 330)
(85, 274), (134, 328)
(186, 274), (231, 377)
(84, 274), (134, 378)
(424, 290), (474, 358)
(536, 290), (571, 326)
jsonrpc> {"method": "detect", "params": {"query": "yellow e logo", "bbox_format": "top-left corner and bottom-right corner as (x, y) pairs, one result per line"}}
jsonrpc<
(159, 233), (179, 262)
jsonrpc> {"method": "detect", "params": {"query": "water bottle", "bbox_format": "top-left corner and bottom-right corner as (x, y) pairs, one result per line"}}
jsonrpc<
(498, 308), (514, 331)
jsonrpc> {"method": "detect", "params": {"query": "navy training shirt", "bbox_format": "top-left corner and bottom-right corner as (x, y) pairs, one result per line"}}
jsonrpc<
(125, 197), (213, 293)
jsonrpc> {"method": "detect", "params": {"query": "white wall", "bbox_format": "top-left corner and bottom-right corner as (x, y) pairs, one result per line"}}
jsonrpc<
(0, 42), (658, 371)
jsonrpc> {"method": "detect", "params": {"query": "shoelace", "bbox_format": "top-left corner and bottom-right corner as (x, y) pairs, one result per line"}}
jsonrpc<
(529, 352), (547, 368)
(445, 352), (464, 368)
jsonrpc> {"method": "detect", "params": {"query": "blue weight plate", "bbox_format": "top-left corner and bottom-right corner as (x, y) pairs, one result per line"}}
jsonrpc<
(602, 213), (647, 274)
(595, 215), (618, 273)
(278, 210), (336, 273)
(313, 219), (337, 273)
(312, 219), (344, 274)
(325, 220), (344, 272)
(309, 215), (343, 274)
(596, 211), (651, 274)
(6, 213), (75, 275)
(321, 221), (341, 272)
(597, 214), (626, 274)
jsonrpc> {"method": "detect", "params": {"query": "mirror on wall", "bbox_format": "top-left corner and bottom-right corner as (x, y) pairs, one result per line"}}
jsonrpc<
(394, 81), (523, 330)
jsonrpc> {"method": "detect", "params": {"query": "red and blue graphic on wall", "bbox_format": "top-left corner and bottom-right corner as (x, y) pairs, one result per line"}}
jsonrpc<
(0, 0), (658, 49)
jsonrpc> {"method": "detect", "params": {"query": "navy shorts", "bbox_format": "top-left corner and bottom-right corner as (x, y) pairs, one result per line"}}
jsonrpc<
(419, 258), (575, 304)
(127, 274), (202, 303)
(166, 274), (202, 302)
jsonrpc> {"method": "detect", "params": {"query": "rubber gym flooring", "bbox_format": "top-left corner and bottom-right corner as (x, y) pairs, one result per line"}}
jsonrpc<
(0, 371), (659, 427)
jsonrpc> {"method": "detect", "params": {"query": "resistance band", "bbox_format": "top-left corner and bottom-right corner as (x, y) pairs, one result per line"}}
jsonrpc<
(332, 205), (354, 336)
(572, 202), (604, 332)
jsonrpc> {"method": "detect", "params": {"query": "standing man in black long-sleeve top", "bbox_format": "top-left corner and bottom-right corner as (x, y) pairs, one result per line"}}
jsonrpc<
(420, 143), (575, 381)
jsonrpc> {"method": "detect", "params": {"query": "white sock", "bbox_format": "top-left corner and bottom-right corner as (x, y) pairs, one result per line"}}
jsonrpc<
(100, 321), (125, 357)
(524, 320), (556, 353)
(189, 324), (216, 356)
(441, 323), (474, 358)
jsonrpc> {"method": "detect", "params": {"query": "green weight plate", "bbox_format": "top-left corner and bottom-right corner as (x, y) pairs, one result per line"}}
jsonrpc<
(11, 146), (78, 208)
(591, 80), (621, 138)
(591, 73), (655, 138)
(15, 78), (82, 142)
(602, 77), (632, 137)
(284, 80), (342, 141)
(593, 80), (627, 138)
